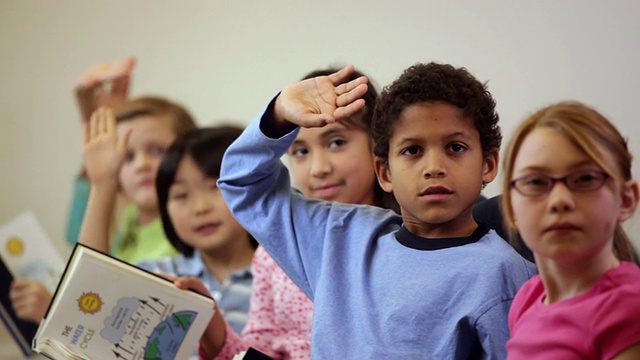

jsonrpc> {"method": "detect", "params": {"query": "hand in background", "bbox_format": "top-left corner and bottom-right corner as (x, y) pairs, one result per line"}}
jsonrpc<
(75, 57), (136, 123)
(82, 107), (132, 188)
(9, 279), (53, 323)
(274, 64), (368, 128)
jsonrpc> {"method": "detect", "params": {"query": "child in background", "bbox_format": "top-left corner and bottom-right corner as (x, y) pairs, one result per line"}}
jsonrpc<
(201, 67), (398, 359)
(66, 56), (136, 246)
(501, 101), (640, 359)
(10, 98), (196, 324)
(136, 125), (258, 334)
(80, 97), (196, 262)
(214, 64), (536, 358)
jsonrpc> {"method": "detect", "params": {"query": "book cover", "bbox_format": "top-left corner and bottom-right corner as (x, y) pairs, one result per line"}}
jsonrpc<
(32, 243), (215, 360)
(0, 211), (66, 293)
(0, 210), (66, 356)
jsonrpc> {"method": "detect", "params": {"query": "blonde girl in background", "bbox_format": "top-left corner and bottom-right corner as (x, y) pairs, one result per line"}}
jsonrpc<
(502, 101), (640, 359)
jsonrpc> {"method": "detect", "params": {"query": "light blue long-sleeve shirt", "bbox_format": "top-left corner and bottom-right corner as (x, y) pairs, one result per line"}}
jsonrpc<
(218, 101), (536, 359)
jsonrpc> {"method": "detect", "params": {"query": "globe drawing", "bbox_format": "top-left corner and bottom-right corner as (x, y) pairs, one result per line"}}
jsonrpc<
(143, 310), (196, 360)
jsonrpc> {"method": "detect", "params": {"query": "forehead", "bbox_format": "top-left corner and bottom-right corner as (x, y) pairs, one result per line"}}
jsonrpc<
(295, 121), (365, 143)
(513, 127), (595, 173)
(117, 115), (177, 143)
(390, 102), (477, 142)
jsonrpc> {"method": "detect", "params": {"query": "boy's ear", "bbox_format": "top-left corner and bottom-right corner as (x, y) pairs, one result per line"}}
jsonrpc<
(374, 157), (394, 193)
(618, 179), (639, 222)
(482, 149), (499, 185)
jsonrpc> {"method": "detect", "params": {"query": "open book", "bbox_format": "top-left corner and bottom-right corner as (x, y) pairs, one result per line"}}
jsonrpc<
(0, 211), (66, 356)
(32, 243), (215, 360)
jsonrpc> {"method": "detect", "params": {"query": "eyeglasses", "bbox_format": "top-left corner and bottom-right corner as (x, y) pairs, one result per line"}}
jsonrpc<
(510, 170), (610, 197)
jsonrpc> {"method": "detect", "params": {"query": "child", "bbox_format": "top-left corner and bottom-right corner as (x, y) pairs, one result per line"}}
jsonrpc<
(79, 97), (196, 262)
(67, 56), (136, 246)
(10, 98), (197, 324)
(501, 101), (640, 359)
(215, 64), (537, 358)
(201, 67), (398, 359)
(135, 125), (258, 334)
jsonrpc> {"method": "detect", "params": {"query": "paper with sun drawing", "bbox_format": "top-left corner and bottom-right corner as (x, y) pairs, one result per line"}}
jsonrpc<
(0, 211), (65, 292)
(32, 244), (215, 360)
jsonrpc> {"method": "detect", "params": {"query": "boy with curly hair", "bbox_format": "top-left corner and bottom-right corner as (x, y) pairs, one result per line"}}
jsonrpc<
(215, 64), (536, 359)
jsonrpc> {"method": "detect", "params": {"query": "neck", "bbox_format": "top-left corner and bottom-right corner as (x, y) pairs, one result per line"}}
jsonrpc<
(198, 234), (255, 284)
(536, 248), (620, 304)
(404, 209), (477, 238)
(137, 207), (159, 226)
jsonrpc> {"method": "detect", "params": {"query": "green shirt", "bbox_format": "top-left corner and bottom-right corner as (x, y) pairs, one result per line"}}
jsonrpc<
(112, 204), (178, 263)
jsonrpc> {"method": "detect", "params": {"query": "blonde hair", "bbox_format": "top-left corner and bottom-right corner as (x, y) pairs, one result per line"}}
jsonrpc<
(114, 96), (197, 136)
(501, 101), (636, 262)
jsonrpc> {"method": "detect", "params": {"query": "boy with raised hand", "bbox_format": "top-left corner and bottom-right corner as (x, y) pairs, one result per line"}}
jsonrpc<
(216, 64), (536, 359)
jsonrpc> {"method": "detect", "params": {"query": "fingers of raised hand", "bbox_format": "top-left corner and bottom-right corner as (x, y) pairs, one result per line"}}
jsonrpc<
(76, 57), (136, 89)
(87, 107), (116, 143)
(327, 65), (356, 85)
(336, 82), (368, 108)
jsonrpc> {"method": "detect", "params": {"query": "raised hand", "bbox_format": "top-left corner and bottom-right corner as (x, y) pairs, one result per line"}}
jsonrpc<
(75, 57), (136, 123)
(82, 107), (132, 187)
(274, 65), (369, 128)
(9, 279), (53, 323)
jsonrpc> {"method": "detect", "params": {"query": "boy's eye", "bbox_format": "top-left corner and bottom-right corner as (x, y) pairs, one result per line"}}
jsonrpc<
(401, 145), (422, 156)
(448, 143), (468, 153)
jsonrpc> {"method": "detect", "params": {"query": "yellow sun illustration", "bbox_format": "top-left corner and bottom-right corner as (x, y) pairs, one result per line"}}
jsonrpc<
(77, 292), (103, 315)
(5, 237), (25, 256)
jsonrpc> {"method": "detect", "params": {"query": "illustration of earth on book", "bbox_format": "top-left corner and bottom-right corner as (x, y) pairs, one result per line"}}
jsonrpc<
(98, 295), (198, 360)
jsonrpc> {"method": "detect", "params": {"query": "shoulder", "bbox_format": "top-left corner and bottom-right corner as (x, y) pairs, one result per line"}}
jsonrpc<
(509, 276), (544, 321)
(591, 263), (640, 358)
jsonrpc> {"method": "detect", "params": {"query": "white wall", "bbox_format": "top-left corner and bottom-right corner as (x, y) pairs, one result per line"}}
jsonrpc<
(1, 0), (639, 256)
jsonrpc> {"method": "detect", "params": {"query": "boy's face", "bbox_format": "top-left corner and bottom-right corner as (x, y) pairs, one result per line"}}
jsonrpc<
(375, 102), (497, 238)
(117, 115), (177, 213)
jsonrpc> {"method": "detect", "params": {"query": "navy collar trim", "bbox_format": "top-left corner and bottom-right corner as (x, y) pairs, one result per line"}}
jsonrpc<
(395, 223), (489, 250)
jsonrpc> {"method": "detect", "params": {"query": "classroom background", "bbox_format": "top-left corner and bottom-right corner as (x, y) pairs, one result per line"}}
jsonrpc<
(1, 0), (639, 258)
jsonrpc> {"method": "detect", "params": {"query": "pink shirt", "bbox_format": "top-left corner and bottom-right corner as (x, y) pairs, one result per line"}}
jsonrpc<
(507, 261), (640, 360)
(210, 246), (313, 359)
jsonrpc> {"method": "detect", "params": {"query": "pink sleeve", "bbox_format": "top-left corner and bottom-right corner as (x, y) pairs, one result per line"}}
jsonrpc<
(202, 247), (279, 360)
(237, 246), (281, 358)
(206, 322), (250, 360)
(593, 284), (640, 360)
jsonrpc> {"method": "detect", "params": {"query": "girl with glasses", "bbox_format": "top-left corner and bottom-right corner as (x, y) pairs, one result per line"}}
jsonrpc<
(501, 101), (640, 359)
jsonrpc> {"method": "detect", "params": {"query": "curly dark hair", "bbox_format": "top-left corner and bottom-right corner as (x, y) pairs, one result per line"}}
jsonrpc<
(372, 62), (501, 163)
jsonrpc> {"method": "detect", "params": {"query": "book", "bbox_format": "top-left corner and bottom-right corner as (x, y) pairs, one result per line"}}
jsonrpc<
(0, 211), (66, 357)
(233, 347), (274, 360)
(32, 243), (215, 360)
(0, 211), (66, 294)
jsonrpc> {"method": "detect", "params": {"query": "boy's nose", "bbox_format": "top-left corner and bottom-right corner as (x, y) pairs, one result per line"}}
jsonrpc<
(423, 152), (446, 178)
